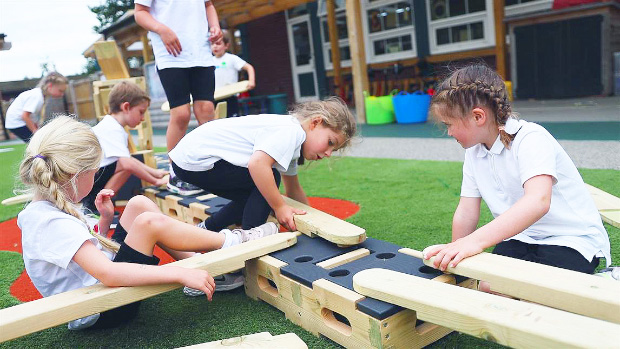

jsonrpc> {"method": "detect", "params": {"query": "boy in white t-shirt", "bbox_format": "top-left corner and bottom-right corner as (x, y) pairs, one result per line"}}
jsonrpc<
(212, 32), (255, 118)
(82, 82), (167, 215)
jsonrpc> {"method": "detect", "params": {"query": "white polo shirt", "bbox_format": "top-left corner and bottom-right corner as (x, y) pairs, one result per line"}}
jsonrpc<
(92, 115), (130, 167)
(169, 114), (305, 176)
(213, 53), (247, 89)
(135, 0), (214, 69)
(5, 88), (44, 129)
(461, 118), (611, 266)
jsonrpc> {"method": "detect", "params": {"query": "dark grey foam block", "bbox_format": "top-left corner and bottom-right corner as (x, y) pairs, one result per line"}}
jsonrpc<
(273, 234), (463, 320)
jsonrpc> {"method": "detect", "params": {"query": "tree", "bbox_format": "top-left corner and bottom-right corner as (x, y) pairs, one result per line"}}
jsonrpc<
(90, 0), (133, 33)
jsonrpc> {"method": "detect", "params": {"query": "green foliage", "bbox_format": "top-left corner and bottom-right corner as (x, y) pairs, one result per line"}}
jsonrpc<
(89, 0), (133, 33)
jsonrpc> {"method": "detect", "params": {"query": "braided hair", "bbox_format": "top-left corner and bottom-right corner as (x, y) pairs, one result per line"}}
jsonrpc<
(19, 115), (120, 252)
(432, 65), (515, 148)
(36, 72), (68, 96)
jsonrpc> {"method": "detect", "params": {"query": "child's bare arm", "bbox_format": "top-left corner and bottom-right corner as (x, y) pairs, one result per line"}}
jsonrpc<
(282, 175), (309, 205)
(205, 1), (222, 43)
(134, 4), (182, 56)
(21, 111), (37, 132)
(74, 241), (216, 300)
(242, 63), (256, 89)
(452, 196), (481, 241)
(95, 189), (115, 236)
(424, 175), (553, 271)
(117, 157), (168, 186)
(248, 151), (305, 230)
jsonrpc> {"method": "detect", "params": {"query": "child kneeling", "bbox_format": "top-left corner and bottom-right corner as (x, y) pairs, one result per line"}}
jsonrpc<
(18, 116), (278, 330)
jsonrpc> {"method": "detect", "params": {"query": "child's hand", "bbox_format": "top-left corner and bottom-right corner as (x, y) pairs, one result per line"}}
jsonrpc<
(422, 238), (483, 271)
(209, 26), (223, 44)
(155, 169), (168, 179)
(247, 80), (256, 90)
(159, 25), (182, 56)
(154, 176), (169, 187)
(275, 205), (306, 231)
(95, 189), (115, 219)
(181, 269), (215, 301)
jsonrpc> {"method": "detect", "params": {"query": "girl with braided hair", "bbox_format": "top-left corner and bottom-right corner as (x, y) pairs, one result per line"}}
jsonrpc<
(17, 116), (277, 330)
(422, 65), (610, 280)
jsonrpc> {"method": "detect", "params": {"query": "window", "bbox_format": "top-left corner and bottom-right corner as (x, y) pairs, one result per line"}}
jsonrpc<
(318, 6), (352, 69)
(427, 0), (495, 55)
(505, 0), (553, 17)
(364, 0), (416, 62)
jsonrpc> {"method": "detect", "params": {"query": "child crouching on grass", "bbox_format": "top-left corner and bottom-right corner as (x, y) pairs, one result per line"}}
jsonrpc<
(81, 81), (168, 213)
(17, 116), (277, 330)
(422, 65), (610, 290)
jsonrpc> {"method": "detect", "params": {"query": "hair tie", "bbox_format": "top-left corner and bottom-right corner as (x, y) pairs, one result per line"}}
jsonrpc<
(498, 125), (506, 132)
(34, 154), (47, 160)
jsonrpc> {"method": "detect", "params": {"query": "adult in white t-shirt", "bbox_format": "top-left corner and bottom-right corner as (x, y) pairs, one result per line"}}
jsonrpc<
(134, 0), (223, 194)
(212, 35), (256, 118)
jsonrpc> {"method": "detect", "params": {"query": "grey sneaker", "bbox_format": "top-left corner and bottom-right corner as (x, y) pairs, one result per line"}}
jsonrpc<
(596, 267), (620, 281)
(231, 222), (279, 243)
(167, 176), (203, 196)
(196, 220), (207, 230)
(183, 271), (245, 296)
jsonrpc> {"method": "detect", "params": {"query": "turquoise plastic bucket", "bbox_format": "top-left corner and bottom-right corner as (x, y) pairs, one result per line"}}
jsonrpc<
(392, 91), (431, 124)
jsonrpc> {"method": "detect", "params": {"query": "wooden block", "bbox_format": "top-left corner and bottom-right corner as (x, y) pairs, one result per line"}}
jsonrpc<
(353, 268), (620, 348)
(283, 196), (366, 245)
(244, 235), (476, 348)
(214, 101), (227, 119)
(401, 248), (620, 324)
(601, 210), (620, 228)
(586, 183), (620, 227)
(0, 233), (297, 342)
(163, 195), (186, 222)
(93, 41), (130, 80)
(177, 332), (307, 348)
(1, 193), (33, 206)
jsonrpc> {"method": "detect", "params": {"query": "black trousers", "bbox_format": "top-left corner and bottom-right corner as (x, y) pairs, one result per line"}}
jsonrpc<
(172, 160), (281, 230)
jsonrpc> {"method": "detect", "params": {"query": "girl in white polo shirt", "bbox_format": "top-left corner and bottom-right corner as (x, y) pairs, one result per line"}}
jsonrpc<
(423, 65), (610, 277)
(5, 72), (67, 142)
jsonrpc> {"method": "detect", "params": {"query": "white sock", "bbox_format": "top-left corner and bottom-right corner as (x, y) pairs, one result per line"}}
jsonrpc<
(221, 229), (242, 248)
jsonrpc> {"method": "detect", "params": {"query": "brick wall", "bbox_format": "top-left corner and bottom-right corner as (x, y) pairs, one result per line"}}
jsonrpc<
(246, 12), (295, 106)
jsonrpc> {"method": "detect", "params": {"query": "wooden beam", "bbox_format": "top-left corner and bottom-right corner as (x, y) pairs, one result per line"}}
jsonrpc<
(141, 33), (153, 63)
(283, 195), (366, 245)
(177, 332), (308, 348)
(326, 0), (342, 98)
(400, 248), (620, 324)
(493, 0), (506, 79)
(345, 0), (369, 124)
(226, 0), (314, 27)
(426, 47), (496, 63)
(0, 233), (297, 342)
(353, 268), (620, 348)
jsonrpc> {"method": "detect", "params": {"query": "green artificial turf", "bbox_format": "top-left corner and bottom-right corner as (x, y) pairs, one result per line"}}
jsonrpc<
(0, 151), (618, 348)
(0, 144), (26, 223)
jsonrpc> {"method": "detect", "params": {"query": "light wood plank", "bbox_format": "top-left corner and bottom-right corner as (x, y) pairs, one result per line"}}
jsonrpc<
(1, 193), (32, 206)
(316, 248), (370, 269)
(400, 248), (620, 324)
(353, 268), (620, 349)
(282, 196), (366, 245)
(0, 233), (297, 342)
(178, 332), (307, 348)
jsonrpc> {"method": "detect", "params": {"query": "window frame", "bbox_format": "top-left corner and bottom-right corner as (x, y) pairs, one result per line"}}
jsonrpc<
(427, 0), (496, 55)
(505, 0), (553, 17)
(363, 0), (417, 63)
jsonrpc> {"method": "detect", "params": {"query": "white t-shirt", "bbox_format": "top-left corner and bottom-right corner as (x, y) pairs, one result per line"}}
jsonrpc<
(18, 201), (116, 329)
(135, 0), (214, 69)
(461, 118), (611, 266)
(92, 115), (130, 167)
(169, 114), (306, 176)
(5, 88), (44, 129)
(213, 53), (247, 89)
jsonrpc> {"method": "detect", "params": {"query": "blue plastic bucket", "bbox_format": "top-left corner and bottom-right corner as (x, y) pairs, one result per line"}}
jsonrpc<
(392, 91), (431, 124)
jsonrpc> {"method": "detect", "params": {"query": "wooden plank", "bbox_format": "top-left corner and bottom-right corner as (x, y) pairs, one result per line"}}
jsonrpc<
(316, 248), (370, 269)
(214, 101), (227, 119)
(1, 193), (32, 206)
(282, 196), (366, 245)
(353, 268), (620, 349)
(494, 0), (506, 79)
(345, 0), (369, 124)
(178, 332), (307, 348)
(586, 184), (620, 227)
(161, 81), (250, 112)
(400, 248), (620, 324)
(0, 233), (297, 342)
(93, 41), (130, 80)
(326, 0), (342, 98)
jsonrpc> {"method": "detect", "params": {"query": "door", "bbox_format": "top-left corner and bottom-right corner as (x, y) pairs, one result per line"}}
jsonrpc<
(287, 14), (319, 102)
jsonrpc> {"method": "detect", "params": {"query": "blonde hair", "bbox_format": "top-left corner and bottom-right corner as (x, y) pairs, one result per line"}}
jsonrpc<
(19, 115), (120, 252)
(37, 72), (68, 96)
(432, 65), (515, 148)
(291, 96), (357, 150)
(108, 81), (150, 114)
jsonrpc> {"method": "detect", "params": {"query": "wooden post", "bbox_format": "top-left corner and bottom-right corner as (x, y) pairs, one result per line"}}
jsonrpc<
(141, 33), (152, 63)
(345, 0), (369, 124)
(494, 0), (506, 79)
(326, 0), (342, 98)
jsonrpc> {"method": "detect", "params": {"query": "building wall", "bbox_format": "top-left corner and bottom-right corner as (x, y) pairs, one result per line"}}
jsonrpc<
(246, 12), (295, 105)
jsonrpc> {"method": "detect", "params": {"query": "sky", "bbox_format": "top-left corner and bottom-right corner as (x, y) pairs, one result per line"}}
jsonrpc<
(0, 0), (104, 82)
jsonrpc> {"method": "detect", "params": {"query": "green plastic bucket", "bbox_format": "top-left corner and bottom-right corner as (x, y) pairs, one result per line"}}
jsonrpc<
(364, 90), (396, 124)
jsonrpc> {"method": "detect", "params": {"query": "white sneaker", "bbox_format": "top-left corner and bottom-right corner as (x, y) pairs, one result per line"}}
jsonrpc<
(231, 222), (279, 243)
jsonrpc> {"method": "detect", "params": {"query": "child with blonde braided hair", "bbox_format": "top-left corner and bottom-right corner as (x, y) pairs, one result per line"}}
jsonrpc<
(17, 116), (277, 330)
(423, 65), (610, 282)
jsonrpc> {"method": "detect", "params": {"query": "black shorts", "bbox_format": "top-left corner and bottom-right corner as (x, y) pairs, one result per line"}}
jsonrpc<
(157, 66), (215, 109)
(89, 242), (160, 329)
(493, 239), (600, 274)
(8, 126), (33, 143)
